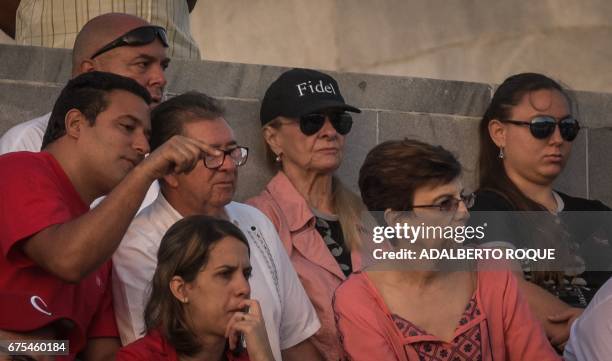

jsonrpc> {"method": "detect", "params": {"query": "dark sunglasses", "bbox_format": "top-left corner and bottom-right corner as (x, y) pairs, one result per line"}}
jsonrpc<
(299, 112), (353, 136)
(411, 193), (476, 213)
(90, 26), (169, 59)
(203, 146), (249, 169)
(501, 115), (580, 141)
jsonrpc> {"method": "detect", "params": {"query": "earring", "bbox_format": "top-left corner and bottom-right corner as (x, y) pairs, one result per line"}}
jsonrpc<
(275, 154), (281, 162)
(498, 147), (504, 159)
(183, 298), (189, 304)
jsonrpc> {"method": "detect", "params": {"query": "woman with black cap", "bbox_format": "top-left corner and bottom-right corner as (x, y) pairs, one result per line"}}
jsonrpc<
(247, 68), (365, 361)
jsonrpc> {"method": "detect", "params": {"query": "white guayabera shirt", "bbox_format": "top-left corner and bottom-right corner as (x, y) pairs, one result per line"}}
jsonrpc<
(564, 278), (612, 361)
(112, 194), (321, 361)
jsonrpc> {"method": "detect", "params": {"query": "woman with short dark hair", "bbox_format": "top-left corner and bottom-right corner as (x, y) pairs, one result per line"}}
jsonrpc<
(334, 139), (560, 361)
(117, 215), (274, 361)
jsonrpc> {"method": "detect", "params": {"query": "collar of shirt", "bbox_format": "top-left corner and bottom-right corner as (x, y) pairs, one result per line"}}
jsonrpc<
(264, 171), (316, 232)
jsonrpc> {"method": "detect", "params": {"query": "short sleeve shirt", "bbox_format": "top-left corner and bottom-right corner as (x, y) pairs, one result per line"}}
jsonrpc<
(564, 278), (612, 361)
(0, 151), (118, 359)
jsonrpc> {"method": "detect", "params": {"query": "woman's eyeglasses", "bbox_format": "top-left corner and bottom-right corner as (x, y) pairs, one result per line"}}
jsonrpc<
(298, 112), (353, 136)
(203, 146), (249, 169)
(90, 26), (169, 59)
(411, 193), (476, 212)
(501, 115), (580, 141)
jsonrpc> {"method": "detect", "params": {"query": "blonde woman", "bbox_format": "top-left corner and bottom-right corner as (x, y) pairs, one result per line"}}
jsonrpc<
(248, 68), (364, 360)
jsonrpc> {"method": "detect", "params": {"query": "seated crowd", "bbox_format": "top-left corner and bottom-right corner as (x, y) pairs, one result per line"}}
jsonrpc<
(0, 12), (610, 361)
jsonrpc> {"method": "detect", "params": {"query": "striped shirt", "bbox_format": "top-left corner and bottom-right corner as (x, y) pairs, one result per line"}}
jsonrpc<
(15, 0), (201, 59)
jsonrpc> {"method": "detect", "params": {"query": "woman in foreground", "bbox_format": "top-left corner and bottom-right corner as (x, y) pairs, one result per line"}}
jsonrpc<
(116, 215), (274, 361)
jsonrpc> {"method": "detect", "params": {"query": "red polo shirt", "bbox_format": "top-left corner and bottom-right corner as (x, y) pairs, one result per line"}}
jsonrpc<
(117, 329), (250, 361)
(0, 151), (118, 360)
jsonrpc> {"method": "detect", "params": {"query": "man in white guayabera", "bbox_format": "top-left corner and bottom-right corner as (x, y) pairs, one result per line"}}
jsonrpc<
(112, 91), (323, 361)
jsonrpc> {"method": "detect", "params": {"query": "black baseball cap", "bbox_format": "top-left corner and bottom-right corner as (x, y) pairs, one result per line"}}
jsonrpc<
(260, 68), (361, 126)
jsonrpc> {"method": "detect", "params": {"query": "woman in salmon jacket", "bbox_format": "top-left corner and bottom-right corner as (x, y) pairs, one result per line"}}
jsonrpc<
(333, 139), (560, 361)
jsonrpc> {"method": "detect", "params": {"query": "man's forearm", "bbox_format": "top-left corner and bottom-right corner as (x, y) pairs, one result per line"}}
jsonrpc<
(23, 134), (217, 282)
(23, 167), (153, 282)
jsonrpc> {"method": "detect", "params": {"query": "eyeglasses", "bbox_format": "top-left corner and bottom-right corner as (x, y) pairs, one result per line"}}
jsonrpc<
(298, 112), (353, 136)
(203, 146), (249, 169)
(411, 193), (476, 212)
(90, 26), (169, 59)
(501, 115), (580, 141)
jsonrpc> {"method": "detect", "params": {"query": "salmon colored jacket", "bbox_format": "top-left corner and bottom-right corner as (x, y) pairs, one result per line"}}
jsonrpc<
(333, 268), (562, 361)
(247, 171), (362, 361)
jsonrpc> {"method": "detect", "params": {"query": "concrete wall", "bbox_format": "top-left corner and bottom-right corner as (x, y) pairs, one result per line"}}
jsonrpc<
(0, 31), (13, 45)
(192, 0), (612, 94)
(4, 1), (612, 94)
(1, 44), (611, 206)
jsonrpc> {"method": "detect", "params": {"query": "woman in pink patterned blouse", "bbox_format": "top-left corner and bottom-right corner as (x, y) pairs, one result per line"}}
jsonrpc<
(333, 139), (560, 361)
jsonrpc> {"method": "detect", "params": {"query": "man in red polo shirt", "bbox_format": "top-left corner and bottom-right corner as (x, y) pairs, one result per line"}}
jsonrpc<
(0, 72), (219, 360)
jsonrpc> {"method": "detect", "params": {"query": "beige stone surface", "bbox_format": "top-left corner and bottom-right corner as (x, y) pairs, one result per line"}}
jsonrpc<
(191, 0), (338, 70)
(191, 0), (612, 93)
(336, 0), (612, 92)
(0, 30), (15, 44)
(5, 1), (611, 92)
(1, 44), (611, 203)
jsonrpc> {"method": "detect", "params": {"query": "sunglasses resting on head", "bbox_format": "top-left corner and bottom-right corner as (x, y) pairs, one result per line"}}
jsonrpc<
(90, 25), (169, 59)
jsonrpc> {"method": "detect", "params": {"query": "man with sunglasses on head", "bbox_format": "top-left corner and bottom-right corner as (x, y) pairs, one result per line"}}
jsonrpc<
(0, 72), (220, 360)
(112, 91), (323, 361)
(0, 12), (171, 211)
(0, 13), (169, 154)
